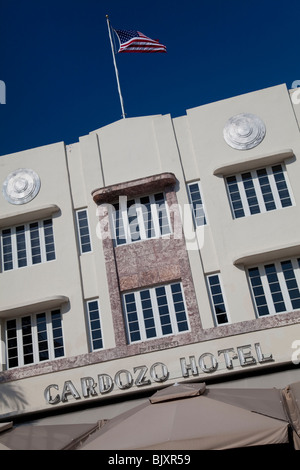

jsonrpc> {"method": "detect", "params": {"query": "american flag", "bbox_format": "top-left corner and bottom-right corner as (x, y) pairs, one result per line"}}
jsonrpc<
(113, 29), (167, 53)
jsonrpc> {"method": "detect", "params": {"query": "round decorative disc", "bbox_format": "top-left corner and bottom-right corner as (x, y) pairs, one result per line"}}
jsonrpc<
(223, 113), (266, 150)
(2, 169), (41, 205)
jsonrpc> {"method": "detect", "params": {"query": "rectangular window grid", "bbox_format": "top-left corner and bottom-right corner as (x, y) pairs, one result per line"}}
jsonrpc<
(226, 164), (293, 219)
(123, 283), (189, 343)
(187, 182), (207, 226)
(76, 209), (92, 254)
(248, 258), (300, 317)
(86, 300), (103, 351)
(0, 219), (55, 271)
(110, 193), (171, 246)
(207, 274), (229, 325)
(5, 309), (64, 369)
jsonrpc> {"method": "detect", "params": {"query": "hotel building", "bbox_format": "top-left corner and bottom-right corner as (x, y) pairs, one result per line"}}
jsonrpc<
(0, 83), (300, 421)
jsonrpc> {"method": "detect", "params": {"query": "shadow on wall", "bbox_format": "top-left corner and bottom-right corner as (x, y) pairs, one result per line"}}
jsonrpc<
(0, 382), (28, 417)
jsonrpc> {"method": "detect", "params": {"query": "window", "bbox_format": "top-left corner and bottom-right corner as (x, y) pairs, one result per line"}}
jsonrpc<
(123, 283), (189, 343)
(76, 209), (92, 254)
(207, 274), (229, 325)
(86, 299), (103, 351)
(5, 309), (64, 369)
(0, 218), (55, 272)
(226, 164), (293, 219)
(248, 258), (300, 317)
(187, 182), (207, 226)
(110, 192), (171, 246)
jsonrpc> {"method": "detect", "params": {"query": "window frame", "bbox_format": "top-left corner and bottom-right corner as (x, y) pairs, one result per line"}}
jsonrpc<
(187, 181), (207, 227)
(86, 299), (104, 351)
(109, 192), (172, 246)
(5, 309), (64, 369)
(123, 282), (190, 343)
(226, 163), (294, 219)
(206, 273), (230, 326)
(75, 209), (92, 254)
(248, 257), (300, 317)
(0, 218), (55, 272)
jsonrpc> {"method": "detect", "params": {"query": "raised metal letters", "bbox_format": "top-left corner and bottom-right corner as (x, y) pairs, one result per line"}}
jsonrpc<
(134, 365), (151, 387)
(44, 384), (60, 405)
(198, 353), (218, 373)
(114, 369), (134, 389)
(237, 345), (257, 367)
(81, 377), (98, 398)
(255, 343), (273, 363)
(98, 374), (114, 394)
(149, 362), (169, 382)
(44, 343), (274, 405)
(218, 348), (238, 370)
(180, 356), (198, 378)
(61, 380), (81, 402)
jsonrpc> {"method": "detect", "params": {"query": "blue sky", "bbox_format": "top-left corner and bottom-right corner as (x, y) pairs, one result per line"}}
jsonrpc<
(1, 0), (300, 156)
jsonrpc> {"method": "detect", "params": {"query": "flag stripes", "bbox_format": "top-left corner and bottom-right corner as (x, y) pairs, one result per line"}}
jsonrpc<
(113, 29), (167, 53)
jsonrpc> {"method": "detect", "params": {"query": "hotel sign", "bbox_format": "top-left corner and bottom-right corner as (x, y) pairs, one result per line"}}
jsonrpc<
(44, 342), (273, 405)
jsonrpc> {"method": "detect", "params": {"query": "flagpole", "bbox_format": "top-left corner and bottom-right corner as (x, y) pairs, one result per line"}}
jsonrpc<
(106, 15), (126, 119)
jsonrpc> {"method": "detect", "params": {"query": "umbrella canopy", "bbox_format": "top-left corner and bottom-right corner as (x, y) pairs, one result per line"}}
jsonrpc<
(282, 381), (300, 450)
(0, 422), (13, 450)
(0, 421), (105, 450)
(73, 383), (290, 450)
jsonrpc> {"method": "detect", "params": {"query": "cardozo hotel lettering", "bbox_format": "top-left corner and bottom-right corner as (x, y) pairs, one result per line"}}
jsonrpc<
(44, 342), (273, 405)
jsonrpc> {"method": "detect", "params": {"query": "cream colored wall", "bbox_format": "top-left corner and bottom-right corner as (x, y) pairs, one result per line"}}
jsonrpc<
(82, 113), (213, 330)
(73, 84), (300, 331)
(0, 142), (89, 358)
(173, 84), (300, 326)
(66, 135), (116, 349)
(1, 84), (300, 418)
(1, 83), (299, 359)
(90, 116), (163, 186)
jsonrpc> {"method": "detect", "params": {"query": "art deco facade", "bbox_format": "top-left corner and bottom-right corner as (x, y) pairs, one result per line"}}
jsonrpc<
(0, 83), (300, 420)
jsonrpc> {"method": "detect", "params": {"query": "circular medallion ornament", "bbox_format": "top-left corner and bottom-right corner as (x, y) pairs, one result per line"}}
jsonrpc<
(2, 169), (41, 205)
(223, 113), (266, 150)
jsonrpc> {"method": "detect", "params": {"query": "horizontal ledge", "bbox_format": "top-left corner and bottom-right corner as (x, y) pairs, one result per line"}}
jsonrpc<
(92, 172), (177, 204)
(0, 295), (69, 318)
(0, 204), (60, 228)
(233, 242), (300, 266)
(213, 149), (295, 176)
